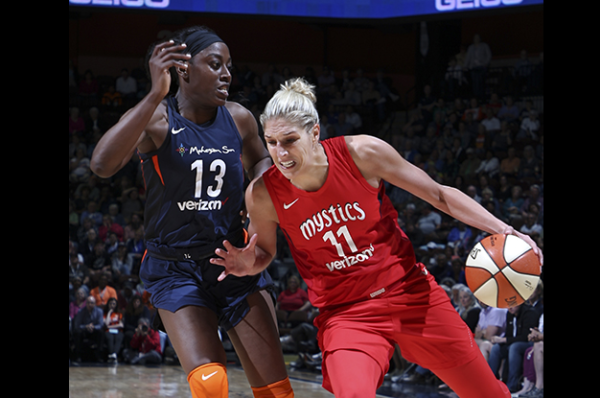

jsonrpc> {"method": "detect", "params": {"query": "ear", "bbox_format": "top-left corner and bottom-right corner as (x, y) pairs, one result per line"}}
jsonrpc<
(311, 123), (320, 143)
(176, 62), (189, 81)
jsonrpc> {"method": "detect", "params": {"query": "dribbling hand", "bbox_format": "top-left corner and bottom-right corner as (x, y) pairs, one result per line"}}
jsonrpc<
(211, 234), (259, 281)
(502, 226), (544, 266)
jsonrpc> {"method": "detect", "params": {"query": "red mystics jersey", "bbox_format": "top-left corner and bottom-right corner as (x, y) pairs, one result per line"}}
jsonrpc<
(262, 136), (417, 309)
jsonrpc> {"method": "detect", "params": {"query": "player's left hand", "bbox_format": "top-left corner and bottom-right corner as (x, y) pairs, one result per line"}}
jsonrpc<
(502, 226), (544, 266)
(211, 234), (258, 281)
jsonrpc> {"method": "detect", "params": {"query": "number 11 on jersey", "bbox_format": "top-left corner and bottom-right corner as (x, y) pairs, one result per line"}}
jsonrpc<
(323, 225), (358, 257)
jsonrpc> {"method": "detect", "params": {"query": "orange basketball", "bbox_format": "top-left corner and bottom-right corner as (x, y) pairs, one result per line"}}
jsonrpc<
(465, 234), (541, 308)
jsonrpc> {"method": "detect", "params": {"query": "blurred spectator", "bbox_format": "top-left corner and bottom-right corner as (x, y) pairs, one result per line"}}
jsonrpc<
(98, 214), (124, 243)
(462, 186), (480, 207)
(90, 273), (118, 310)
(80, 200), (103, 228)
(112, 243), (134, 285)
(443, 56), (466, 100)
(463, 34), (492, 99)
(123, 294), (152, 349)
(446, 221), (473, 256)
(72, 296), (104, 363)
(513, 50), (534, 95)
(475, 149), (500, 179)
(457, 286), (481, 334)
(69, 287), (89, 321)
(69, 134), (87, 160)
(502, 185), (525, 226)
(458, 148), (481, 185)
(487, 303), (539, 393)
(69, 107), (86, 136)
(124, 317), (163, 365)
(499, 147), (521, 179)
(462, 97), (484, 122)
(101, 85), (123, 108)
(70, 253), (91, 290)
(515, 313), (544, 398)
(480, 107), (501, 133)
(517, 111), (541, 143)
(115, 68), (137, 99)
(276, 275), (312, 329)
(123, 213), (144, 242)
(490, 121), (513, 159)
(103, 297), (125, 363)
(519, 213), (543, 240)
(84, 106), (108, 135)
(517, 146), (541, 183)
(520, 184), (544, 222)
(120, 187), (144, 225)
(126, 228), (146, 275)
(496, 96), (520, 123)
(474, 301), (507, 361)
(418, 84), (436, 124)
(78, 70), (99, 98)
(107, 203), (127, 228)
(86, 241), (112, 282)
(416, 204), (442, 242)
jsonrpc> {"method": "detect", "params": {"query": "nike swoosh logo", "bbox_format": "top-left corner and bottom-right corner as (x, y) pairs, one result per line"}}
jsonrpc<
(283, 198), (299, 209)
(171, 127), (186, 134)
(202, 371), (218, 381)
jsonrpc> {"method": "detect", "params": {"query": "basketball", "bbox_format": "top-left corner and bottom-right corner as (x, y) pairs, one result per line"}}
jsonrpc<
(465, 234), (541, 308)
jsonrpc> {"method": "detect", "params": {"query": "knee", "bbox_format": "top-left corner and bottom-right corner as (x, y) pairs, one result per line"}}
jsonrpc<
(187, 363), (228, 398)
(251, 377), (294, 398)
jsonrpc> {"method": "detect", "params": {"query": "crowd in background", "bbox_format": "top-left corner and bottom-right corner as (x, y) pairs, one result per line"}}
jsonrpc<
(69, 40), (544, 395)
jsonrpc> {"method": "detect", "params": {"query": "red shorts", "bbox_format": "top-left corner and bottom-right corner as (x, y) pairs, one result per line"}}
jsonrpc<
(314, 263), (479, 393)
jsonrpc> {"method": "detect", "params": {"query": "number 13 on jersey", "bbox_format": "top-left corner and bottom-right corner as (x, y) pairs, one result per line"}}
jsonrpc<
(191, 159), (226, 198)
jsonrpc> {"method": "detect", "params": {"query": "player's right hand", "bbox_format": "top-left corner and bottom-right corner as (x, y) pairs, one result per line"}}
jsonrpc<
(148, 40), (191, 98)
(211, 234), (259, 281)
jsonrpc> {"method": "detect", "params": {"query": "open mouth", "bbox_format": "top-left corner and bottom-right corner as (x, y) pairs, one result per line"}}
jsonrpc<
(217, 85), (229, 97)
(280, 160), (295, 169)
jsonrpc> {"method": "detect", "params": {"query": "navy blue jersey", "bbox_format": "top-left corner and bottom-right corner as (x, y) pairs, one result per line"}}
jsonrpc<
(138, 97), (245, 258)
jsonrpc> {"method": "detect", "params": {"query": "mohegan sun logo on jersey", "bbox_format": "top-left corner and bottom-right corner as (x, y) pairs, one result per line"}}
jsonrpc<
(176, 144), (188, 157)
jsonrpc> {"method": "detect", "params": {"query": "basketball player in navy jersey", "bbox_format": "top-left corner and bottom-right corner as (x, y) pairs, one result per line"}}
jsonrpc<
(91, 26), (293, 398)
(211, 78), (543, 398)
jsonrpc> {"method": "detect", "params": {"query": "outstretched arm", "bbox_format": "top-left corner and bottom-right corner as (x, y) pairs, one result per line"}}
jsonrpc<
(211, 177), (280, 280)
(346, 135), (543, 265)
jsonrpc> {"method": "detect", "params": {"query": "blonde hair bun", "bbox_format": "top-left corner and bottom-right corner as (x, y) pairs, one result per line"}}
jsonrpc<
(280, 77), (317, 104)
(260, 77), (320, 132)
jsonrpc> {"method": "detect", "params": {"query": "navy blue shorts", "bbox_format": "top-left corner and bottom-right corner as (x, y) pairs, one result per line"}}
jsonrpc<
(139, 246), (275, 331)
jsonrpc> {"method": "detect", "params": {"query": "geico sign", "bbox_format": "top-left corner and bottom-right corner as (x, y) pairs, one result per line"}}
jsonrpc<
(436, 0), (523, 11)
(69, 0), (169, 8)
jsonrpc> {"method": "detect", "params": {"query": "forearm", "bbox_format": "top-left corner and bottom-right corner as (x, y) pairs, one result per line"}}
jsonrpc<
(436, 185), (508, 235)
(249, 244), (275, 275)
(247, 156), (272, 181)
(90, 91), (163, 178)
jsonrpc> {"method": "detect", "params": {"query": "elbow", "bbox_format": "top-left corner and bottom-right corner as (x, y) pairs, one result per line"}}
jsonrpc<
(90, 159), (116, 179)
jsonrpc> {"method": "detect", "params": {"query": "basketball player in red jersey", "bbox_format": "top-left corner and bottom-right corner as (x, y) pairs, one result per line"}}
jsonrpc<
(211, 78), (543, 398)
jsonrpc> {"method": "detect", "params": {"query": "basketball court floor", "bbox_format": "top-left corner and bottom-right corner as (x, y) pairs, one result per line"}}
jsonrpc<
(69, 360), (459, 398)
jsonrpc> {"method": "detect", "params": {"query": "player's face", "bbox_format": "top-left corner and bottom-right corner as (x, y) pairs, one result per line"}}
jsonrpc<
(186, 42), (232, 106)
(263, 118), (320, 180)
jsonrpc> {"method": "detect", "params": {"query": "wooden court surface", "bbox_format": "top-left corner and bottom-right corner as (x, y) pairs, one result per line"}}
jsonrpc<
(68, 363), (394, 398)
